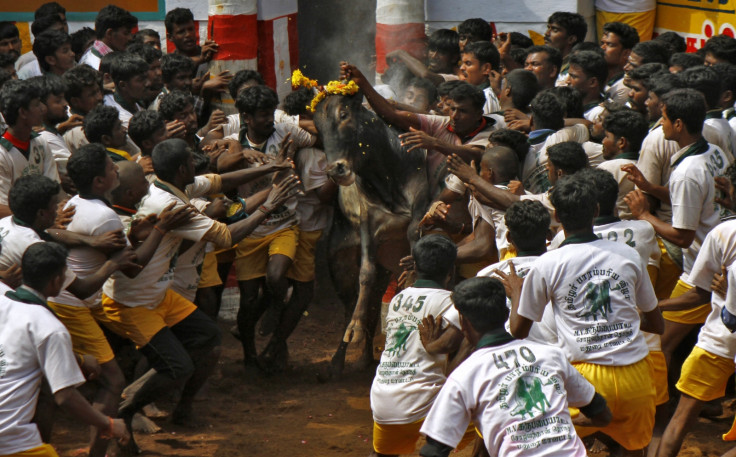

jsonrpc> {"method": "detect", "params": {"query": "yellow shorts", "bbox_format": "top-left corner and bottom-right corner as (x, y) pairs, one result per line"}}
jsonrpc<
(596, 9), (655, 42)
(286, 229), (323, 282)
(101, 290), (197, 347)
(234, 226), (299, 281)
(372, 419), (476, 454)
(654, 238), (681, 300)
(573, 358), (655, 451)
(648, 351), (669, 406)
(676, 346), (735, 402)
(662, 279), (711, 324)
(46, 302), (115, 364)
(1, 444), (59, 457)
(198, 251), (223, 289)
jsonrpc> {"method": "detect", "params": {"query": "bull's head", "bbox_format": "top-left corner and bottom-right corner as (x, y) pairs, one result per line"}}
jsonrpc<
(312, 92), (365, 186)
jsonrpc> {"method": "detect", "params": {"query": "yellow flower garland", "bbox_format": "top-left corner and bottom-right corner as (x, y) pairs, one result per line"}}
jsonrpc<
(306, 80), (360, 112)
(290, 69), (318, 90)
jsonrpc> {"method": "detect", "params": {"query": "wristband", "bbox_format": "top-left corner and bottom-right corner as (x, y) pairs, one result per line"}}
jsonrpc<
(258, 205), (270, 215)
(153, 225), (166, 235)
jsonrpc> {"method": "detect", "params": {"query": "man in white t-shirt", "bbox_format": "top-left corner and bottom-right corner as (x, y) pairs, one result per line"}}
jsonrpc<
(567, 51), (607, 123)
(477, 200), (557, 345)
(79, 5), (136, 71)
(419, 276), (612, 457)
(101, 138), (299, 448)
(371, 235), (467, 456)
(0, 242), (129, 457)
(511, 175), (663, 454)
(625, 89), (727, 373)
(459, 42), (502, 115)
(102, 54), (148, 129)
(600, 22), (639, 105)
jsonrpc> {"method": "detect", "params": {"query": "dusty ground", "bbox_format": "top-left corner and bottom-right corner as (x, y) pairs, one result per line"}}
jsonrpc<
(48, 275), (736, 457)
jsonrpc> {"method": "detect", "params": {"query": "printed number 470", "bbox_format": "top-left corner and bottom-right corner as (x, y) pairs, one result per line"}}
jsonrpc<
(493, 346), (536, 369)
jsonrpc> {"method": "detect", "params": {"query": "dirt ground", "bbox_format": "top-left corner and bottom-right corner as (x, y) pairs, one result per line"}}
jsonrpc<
(49, 276), (736, 457)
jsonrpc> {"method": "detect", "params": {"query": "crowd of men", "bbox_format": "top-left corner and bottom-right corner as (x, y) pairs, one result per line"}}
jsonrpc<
(1, 3), (736, 457)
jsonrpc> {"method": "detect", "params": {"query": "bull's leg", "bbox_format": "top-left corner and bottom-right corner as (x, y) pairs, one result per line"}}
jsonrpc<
(237, 278), (267, 367)
(356, 266), (391, 370)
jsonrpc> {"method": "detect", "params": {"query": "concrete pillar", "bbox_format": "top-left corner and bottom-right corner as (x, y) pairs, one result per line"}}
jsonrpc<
(375, 0), (426, 77)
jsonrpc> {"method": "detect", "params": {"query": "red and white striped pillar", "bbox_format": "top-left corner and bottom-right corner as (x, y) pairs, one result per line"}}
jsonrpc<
(207, 0), (258, 110)
(257, 0), (298, 100)
(375, 0), (426, 78)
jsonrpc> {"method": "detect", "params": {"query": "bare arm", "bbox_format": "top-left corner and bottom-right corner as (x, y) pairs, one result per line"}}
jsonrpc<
(418, 315), (464, 355)
(625, 190), (694, 248)
(447, 154), (520, 210)
(341, 62), (421, 132)
(640, 307), (665, 335)
(387, 49), (445, 86)
(456, 219), (497, 264)
(0, 205), (11, 218)
(54, 387), (128, 442)
(495, 262), (534, 339)
(658, 286), (711, 311)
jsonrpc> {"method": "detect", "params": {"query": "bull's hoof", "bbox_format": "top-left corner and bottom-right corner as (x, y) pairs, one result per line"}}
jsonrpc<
(120, 413), (142, 456)
(257, 341), (289, 375)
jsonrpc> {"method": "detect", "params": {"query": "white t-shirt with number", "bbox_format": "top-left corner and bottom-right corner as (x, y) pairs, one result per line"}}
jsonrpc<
(370, 284), (461, 424)
(669, 142), (727, 280)
(0, 134), (60, 206)
(103, 177), (217, 308)
(420, 339), (594, 457)
(51, 196), (126, 308)
(518, 239), (656, 365)
(477, 256), (558, 345)
(688, 220), (736, 359)
(0, 296), (85, 454)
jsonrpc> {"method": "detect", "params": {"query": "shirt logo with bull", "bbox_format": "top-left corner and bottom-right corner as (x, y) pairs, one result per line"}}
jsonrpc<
(564, 268), (632, 322)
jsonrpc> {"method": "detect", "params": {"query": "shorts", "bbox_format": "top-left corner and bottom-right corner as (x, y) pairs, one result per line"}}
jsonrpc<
(46, 302), (115, 364)
(1, 444), (59, 457)
(198, 251), (223, 289)
(596, 9), (655, 42)
(648, 351), (669, 406)
(654, 238), (681, 300)
(662, 279), (711, 324)
(372, 419), (477, 455)
(101, 289), (197, 347)
(286, 229), (323, 282)
(573, 358), (655, 450)
(234, 226), (299, 281)
(676, 346), (735, 402)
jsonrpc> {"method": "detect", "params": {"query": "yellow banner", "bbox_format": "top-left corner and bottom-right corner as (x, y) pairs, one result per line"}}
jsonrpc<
(655, 0), (736, 51)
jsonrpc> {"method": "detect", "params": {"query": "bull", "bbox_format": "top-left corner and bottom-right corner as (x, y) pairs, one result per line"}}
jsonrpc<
(313, 89), (438, 379)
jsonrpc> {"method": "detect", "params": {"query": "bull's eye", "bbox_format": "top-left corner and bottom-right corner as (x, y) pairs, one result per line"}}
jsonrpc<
(339, 110), (349, 120)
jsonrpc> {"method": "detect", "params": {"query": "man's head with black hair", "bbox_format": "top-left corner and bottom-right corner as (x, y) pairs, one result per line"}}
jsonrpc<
(0, 69), (12, 92)
(133, 29), (162, 50)
(31, 14), (66, 38)
(601, 22), (639, 72)
(159, 90), (197, 136)
(602, 109), (648, 159)
(35, 2), (66, 20)
(508, 32), (534, 50)
(33, 30), (74, 75)
(646, 71), (684, 122)
(94, 5), (137, 51)
(228, 69), (266, 100)
(83, 105), (126, 148)
(282, 87), (314, 118)
(128, 42), (164, 95)
(661, 88), (707, 140)
(152, 138), (194, 184)
(489, 128), (530, 164)
(551, 173), (597, 231)
(446, 83), (485, 136)
(111, 53), (150, 102)
(568, 50), (608, 100)
(161, 53), (195, 93)
(679, 66), (721, 110)
(436, 80), (465, 115)
(412, 234), (457, 283)
(480, 146), (519, 185)
(572, 42), (605, 55)
(165, 8), (198, 55)
(9, 175), (61, 228)
(576, 167), (619, 217)
(724, 163), (736, 211)
(711, 63), (736, 109)
(524, 45), (562, 89)
(452, 277), (508, 337)
(458, 18), (492, 51)
(499, 69), (539, 111)
(704, 34), (736, 66)
(551, 86), (584, 118)
(669, 52), (704, 73)
(401, 77), (437, 113)
(626, 63), (667, 114)
(99, 51), (125, 89)
(129, 110), (167, 155)
(67, 143), (119, 194)
(0, 53), (17, 79)
(505, 200), (550, 253)
(461, 41), (500, 86)
(547, 141), (589, 181)
(0, 22), (21, 59)
(22, 242), (69, 297)
(37, 74), (68, 125)
(63, 64), (102, 115)
(625, 41), (671, 73)
(530, 90), (565, 131)
(654, 31), (686, 54)
(70, 27), (95, 62)
(237, 85), (279, 141)
(546, 12), (587, 56)
(427, 29), (460, 74)
(0, 79), (42, 127)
